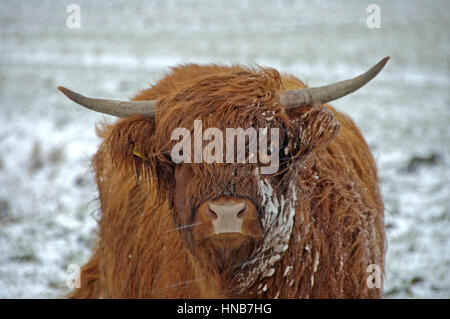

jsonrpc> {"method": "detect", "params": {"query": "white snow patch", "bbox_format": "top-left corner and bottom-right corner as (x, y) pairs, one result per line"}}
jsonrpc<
(237, 168), (297, 290)
(283, 265), (293, 278)
(263, 268), (275, 278)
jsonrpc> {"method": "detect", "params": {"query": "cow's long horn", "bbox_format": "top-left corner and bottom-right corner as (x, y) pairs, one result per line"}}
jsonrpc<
(58, 86), (157, 118)
(279, 56), (390, 109)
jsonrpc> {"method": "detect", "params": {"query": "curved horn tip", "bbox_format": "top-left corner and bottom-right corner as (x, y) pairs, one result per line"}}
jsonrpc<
(57, 86), (73, 97)
(279, 56), (391, 109)
(379, 56), (390, 67)
(57, 86), (86, 105)
(369, 56), (390, 78)
(57, 85), (157, 118)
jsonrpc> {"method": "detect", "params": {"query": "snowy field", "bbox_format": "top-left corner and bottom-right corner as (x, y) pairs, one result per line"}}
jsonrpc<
(0, 0), (448, 298)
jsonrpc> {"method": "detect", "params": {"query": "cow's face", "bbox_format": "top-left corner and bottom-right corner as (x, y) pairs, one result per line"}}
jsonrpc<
(104, 69), (340, 274)
(168, 107), (300, 273)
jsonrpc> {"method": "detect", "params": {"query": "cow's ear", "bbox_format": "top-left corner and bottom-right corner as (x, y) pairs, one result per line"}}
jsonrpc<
(286, 105), (340, 161)
(105, 115), (160, 180)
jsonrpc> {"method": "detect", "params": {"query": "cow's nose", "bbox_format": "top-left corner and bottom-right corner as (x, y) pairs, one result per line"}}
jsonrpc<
(206, 199), (251, 235)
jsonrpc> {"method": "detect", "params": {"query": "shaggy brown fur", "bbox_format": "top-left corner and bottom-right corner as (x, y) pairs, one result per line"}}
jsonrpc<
(68, 64), (385, 299)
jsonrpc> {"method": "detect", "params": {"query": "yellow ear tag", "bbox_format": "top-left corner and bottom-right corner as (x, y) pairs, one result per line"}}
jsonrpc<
(133, 145), (144, 159)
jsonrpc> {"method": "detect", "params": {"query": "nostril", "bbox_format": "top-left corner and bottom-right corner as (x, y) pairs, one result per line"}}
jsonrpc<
(207, 206), (218, 220)
(236, 206), (247, 218)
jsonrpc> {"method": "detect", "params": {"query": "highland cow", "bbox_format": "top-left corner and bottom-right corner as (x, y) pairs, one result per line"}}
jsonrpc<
(59, 57), (389, 298)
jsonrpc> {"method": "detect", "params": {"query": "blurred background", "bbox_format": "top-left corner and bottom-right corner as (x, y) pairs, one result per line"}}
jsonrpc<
(0, 0), (448, 298)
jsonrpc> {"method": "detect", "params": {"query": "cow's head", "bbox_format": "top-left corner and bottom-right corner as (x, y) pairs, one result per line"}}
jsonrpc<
(58, 57), (389, 278)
